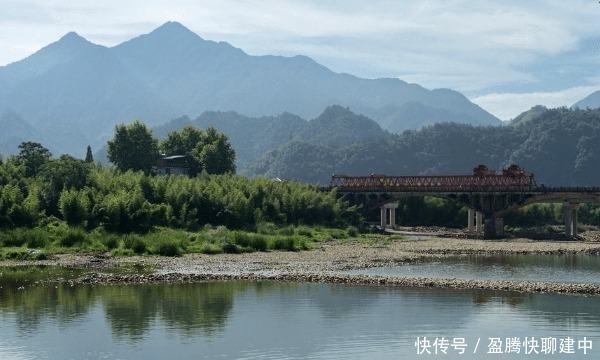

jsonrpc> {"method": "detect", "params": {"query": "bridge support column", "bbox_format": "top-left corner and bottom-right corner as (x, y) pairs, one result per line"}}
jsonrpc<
(475, 211), (483, 234)
(467, 208), (475, 233)
(563, 202), (581, 237)
(494, 217), (504, 237)
(380, 202), (399, 229)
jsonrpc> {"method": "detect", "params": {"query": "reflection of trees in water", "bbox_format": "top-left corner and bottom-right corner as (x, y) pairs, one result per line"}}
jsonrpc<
(0, 267), (95, 334)
(102, 281), (243, 341)
(0, 268), (247, 342)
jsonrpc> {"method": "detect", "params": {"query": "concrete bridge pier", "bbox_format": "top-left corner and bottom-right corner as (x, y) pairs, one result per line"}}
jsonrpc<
(495, 217), (504, 237)
(380, 202), (399, 229)
(467, 209), (485, 235)
(467, 208), (475, 232)
(563, 202), (581, 237)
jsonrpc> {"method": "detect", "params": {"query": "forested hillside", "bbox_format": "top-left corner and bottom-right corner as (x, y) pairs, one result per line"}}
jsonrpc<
(152, 105), (389, 172)
(246, 107), (600, 186)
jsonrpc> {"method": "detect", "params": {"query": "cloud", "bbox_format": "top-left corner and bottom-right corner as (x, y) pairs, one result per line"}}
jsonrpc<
(470, 85), (600, 120)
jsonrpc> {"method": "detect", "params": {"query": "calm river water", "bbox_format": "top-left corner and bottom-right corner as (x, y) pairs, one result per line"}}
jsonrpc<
(343, 253), (600, 284)
(0, 266), (599, 359)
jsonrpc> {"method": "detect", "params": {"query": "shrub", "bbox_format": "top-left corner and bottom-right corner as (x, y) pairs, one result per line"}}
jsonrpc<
(271, 237), (296, 251)
(330, 229), (347, 239)
(59, 228), (88, 247)
(233, 232), (251, 248)
(123, 235), (147, 254)
(278, 226), (295, 236)
(256, 222), (278, 235)
(347, 226), (359, 237)
(221, 241), (240, 254)
(200, 243), (222, 254)
(250, 234), (268, 252)
(101, 234), (120, 250)
(153, 239), (182, 257)
(26, 228), (49, 248)
(296, 226), (313, 237)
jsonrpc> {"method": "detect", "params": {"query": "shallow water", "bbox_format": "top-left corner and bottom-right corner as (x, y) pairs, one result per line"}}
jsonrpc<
(343, 253), (600, 284)
(0, 267), (599, 359)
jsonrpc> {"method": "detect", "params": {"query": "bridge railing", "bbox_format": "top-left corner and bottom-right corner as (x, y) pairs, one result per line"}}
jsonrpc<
(331, 174), (537, 192)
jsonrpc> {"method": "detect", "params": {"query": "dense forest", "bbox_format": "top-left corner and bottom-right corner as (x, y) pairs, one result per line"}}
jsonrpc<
(246, 106), (600, 186)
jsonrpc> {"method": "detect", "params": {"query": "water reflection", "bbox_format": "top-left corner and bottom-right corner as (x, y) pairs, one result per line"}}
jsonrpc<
(1, 267), (600, 359)
(344, 253), (600, 284)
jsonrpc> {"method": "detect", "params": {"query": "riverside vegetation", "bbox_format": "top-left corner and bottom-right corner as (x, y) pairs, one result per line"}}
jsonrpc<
(2, 121), (600, 261)
(0, 136), (362, 259)
(2, 149), (600, 261)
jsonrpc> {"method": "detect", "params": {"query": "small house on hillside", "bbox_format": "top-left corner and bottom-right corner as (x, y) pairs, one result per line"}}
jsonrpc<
(156, 155), (193, 176)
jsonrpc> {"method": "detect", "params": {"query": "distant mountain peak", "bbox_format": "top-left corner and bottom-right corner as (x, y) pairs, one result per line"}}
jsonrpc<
(55, 31), (94, 48)
(146, 21), (202, 42)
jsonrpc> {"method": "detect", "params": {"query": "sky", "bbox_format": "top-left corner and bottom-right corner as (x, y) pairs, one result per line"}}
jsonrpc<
(1, 0), (600, 120)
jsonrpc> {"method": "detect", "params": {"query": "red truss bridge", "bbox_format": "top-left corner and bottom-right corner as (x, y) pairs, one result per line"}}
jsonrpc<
(330, 165), (600, 238)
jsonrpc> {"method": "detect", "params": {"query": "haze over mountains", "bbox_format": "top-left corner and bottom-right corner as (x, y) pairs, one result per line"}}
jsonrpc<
(0, 21), (501, 156)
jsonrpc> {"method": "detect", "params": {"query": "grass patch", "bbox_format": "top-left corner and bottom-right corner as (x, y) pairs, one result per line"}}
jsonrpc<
(0, 223), (355, 257)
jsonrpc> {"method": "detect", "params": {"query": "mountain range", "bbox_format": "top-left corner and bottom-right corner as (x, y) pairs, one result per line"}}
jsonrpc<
(0, 21), (501, 156)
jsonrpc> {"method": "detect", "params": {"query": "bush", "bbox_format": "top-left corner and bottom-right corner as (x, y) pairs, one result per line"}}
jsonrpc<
(153, 239), (182, 257)
(59, 228), (88, 247)
(101, 234), (120, 250)
(26, 228), (49, 248)
(123, 235), (147, 254)
(278, 226), (295, 236)
(296, 226), (313, 237)
(200, 243), (222, 254)
(233, 232), (251, 248)
(347, 226), (359, 237)
(1, 227), (52, 249)
(330, 229), (348, 239)
(221, 242), (240, 254)
(271, 237), (297, 251)
(256, 222), (278, 235)
(250, 234), (268, 252)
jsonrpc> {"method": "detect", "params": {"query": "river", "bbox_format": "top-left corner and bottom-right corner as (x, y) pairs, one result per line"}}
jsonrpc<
(0, 266), (598, 359)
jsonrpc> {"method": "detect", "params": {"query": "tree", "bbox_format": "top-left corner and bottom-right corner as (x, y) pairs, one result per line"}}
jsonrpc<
(161, 125), (236, 175)
(107, 120), (159, 174)
(38, 154), (90, 216)
(161, 125), (204, 176)
(16, 141), (52, 177)
(198, 127), (236, 174)
(85, 145), (94, 163)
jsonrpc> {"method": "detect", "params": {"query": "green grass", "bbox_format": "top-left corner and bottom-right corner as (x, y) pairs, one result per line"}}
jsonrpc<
(0, 222), (371, 258)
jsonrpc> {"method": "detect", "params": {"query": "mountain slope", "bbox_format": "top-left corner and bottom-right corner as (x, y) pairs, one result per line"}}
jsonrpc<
(0, 21), (500, 156)
(573, 90), (600, 109)
(246, 107), (600, 186)
(152, 105), (387, 172)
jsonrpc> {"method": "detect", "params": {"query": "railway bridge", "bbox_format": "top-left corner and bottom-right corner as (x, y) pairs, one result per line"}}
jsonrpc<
(330, 165), (600, 239)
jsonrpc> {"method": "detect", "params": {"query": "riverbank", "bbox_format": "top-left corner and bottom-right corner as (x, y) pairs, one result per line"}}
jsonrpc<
(3, 231), (600, 295)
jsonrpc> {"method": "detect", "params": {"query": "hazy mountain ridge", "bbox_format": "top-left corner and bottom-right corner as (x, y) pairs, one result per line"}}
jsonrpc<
(1, 21), (500, 156)
(151, 105), (388, 172)
(246, 107), (600, 186)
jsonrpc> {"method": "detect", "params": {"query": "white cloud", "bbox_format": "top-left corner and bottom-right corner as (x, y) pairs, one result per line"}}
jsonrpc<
(470, 85), (600, 120)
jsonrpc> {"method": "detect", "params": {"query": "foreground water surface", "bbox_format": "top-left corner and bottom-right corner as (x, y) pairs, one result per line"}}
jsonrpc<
(0, 266), (599, 359)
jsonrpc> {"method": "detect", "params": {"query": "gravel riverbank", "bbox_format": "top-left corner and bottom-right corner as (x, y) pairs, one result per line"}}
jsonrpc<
(4, 233), (600, 295)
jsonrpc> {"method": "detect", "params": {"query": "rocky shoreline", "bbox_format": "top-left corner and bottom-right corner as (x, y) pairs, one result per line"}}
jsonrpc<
(4, 232), (600, 295)
(0, 233), (600, 295)
(73, 271), (600, 295)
